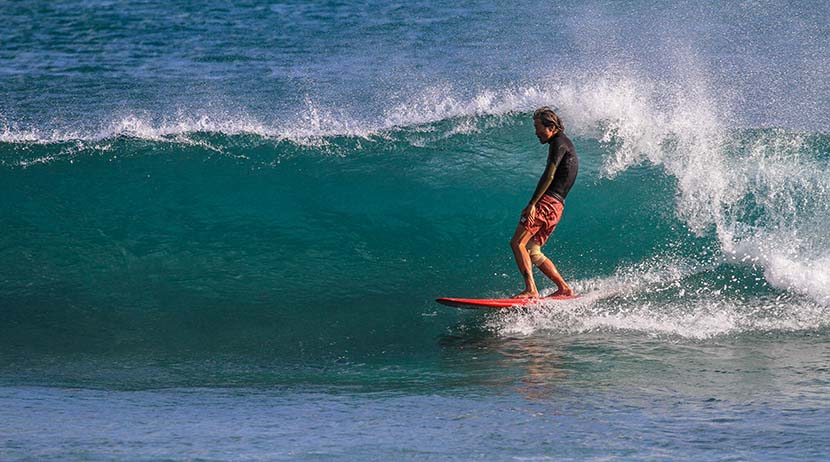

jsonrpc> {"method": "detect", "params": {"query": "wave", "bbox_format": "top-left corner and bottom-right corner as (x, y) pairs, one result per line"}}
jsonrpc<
(2, 72), (830, 349)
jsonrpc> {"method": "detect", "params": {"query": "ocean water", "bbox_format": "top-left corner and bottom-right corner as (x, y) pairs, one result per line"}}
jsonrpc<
(2, 1), (830, 460)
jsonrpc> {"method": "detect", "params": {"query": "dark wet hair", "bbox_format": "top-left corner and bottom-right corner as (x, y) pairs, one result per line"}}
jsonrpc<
(533, 107), (564, 132)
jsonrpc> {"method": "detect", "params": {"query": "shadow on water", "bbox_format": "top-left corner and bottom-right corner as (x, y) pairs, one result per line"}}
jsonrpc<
(437, 321), (576, 400)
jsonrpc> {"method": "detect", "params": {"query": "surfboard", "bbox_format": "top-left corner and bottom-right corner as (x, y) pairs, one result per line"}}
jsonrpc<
(436, 294), (579, 309)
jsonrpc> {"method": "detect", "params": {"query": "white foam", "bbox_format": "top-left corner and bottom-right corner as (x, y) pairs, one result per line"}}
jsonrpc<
(0, 85), (557, 145)
(547, 70), (830, 306)
(730, 238), (830, 307)
(1, 113), (270, 144)
(487, 269), (830, 339)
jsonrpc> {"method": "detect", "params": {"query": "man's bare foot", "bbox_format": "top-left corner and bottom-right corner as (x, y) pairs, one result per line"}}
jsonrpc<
(513, 290), (539, 299)
(552, 286), (574, 297)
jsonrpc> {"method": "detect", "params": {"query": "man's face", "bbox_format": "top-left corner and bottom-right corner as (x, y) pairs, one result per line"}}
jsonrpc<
(534, 119), (555, 144)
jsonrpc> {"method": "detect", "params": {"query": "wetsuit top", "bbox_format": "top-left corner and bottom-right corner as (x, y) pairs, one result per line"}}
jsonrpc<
(544, 132), (579, 203)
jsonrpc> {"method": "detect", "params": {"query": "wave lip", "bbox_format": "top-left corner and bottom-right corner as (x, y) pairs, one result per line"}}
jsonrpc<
(0, 84), (565, 145)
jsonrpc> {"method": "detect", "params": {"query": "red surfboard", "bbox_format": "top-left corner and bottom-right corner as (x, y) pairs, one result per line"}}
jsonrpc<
(436, 294), (579, 309)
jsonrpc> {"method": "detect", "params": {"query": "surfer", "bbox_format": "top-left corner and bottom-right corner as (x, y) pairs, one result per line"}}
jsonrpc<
(510, 107), (578, 298)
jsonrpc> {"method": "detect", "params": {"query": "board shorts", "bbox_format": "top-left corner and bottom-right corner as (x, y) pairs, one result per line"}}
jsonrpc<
(519, 194), (564, 247)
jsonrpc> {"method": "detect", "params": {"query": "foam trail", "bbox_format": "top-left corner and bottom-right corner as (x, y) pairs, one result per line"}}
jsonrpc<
(487, 263), (830, 339)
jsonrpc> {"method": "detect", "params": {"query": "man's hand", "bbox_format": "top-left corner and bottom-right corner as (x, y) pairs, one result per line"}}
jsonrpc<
(521, 204), (537, 225)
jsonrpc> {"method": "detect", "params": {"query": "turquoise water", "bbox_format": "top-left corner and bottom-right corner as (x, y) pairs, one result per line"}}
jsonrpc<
(3, 1), (830, 460)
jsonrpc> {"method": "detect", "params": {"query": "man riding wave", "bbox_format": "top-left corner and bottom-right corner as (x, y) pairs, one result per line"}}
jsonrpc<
(510, 107), (578, 298)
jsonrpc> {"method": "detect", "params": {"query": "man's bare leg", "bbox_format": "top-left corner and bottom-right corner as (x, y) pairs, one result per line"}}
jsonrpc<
(510, 224), (538, 298)
(536, 257), (573, 296)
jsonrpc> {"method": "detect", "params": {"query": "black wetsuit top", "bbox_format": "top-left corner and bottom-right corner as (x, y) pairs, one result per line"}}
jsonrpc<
(544, 132), (578, 203)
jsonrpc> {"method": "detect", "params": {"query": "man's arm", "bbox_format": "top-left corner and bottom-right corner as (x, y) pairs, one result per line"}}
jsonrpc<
(527, 156), (556, 208)
(524, 143), (567, 216)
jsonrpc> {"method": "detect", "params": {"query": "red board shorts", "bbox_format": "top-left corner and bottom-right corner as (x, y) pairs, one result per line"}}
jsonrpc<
(519, 194), (564, 247)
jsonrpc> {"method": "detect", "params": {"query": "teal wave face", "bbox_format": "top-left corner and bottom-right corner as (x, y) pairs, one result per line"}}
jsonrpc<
(3, 117), (829, 369)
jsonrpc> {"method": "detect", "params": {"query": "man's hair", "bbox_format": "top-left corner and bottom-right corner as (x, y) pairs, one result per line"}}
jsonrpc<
(533, 107), (564, 132)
